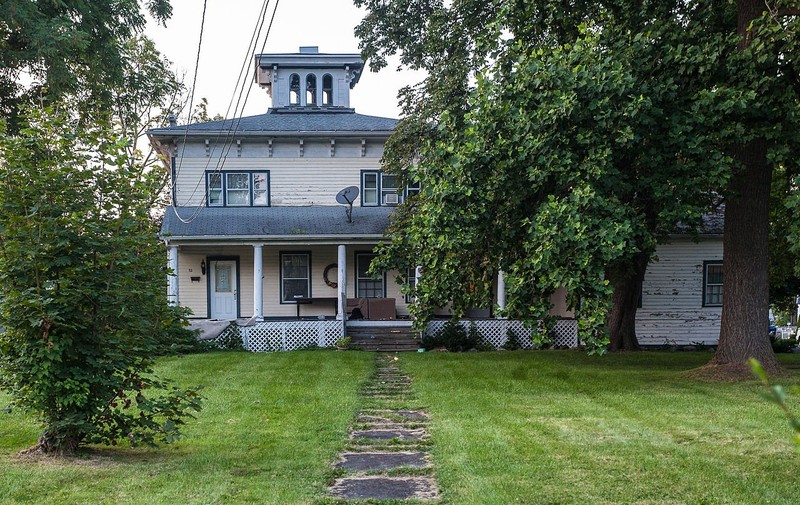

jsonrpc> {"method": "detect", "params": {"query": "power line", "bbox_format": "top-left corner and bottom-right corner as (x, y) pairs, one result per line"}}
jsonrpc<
(171, 0), (279, 224)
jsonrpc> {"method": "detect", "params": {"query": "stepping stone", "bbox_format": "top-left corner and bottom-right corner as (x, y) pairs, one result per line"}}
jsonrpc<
(366, 409), (429, 421)
(394, 410), (429, 421)
(351, 428), (426, 440)
(328, 476), (439, 500)
(334, 451), (429, 471)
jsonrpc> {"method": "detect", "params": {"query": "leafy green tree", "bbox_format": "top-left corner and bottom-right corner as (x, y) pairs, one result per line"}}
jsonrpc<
(357, 1), (729, 351)
(705, 1), (800, 375)
(0, 0), (172, 127)
(0, 107), (202, 455)
(357, 1), (799, 368)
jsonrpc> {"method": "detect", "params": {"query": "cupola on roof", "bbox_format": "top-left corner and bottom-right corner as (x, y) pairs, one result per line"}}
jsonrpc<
(254, 47), (364, 109)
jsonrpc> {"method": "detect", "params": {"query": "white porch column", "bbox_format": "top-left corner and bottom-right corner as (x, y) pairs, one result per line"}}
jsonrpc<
(497, 270), (507, 318)
(167, 245), (179, 305)
(253, 244), (264, 321)
(337, 244), (347, 320)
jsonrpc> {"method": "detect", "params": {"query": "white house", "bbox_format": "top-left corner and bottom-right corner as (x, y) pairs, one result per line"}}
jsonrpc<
(148, 47), (723, 350)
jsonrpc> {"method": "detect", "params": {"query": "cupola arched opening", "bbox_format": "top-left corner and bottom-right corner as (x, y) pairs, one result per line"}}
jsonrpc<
(322, 74), (333, 105)
(306, 74), (317, 105)
(289, 74), (300, 105)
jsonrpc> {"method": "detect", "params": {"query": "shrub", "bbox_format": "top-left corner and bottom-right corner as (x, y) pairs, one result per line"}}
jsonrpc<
(0, 109), (203, 455)
(422, 320), (484, 352)
(215, 323), (245, 351)
(503, 328), (523, 350)
(770, 334), (796, 354)
(153, 306), (214, 355)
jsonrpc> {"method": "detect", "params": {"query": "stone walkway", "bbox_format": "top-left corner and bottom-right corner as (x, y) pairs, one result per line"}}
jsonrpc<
(326, 354), (439, 502)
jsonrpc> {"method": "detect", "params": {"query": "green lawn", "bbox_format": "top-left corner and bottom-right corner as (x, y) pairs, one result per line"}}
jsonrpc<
(0, 350), (798, 504)
(399, 351), (800, 505)
(0, 351), (374, 505)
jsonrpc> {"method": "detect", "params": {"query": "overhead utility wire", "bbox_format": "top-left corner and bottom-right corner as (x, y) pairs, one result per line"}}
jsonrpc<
(170, 0), (209, 224)
(173, 0), (276, 224)
(175, 0), (274, 220)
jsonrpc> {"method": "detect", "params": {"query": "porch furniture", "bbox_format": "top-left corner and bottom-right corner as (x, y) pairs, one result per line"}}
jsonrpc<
(346, 297), (396, 320)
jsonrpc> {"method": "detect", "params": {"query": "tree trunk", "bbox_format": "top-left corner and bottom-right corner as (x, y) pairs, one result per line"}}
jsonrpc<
(705, 0), (780, 376)
(607, 251), (649, 352)
(710, 139), (779, 372)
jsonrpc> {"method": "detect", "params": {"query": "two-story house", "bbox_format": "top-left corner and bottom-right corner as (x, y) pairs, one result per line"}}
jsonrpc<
(149, 47), (723, 350)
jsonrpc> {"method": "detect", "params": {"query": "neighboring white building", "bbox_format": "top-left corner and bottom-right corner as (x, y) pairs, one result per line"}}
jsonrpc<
(638, 227), (724, 345)
(148, 47), (723, 350)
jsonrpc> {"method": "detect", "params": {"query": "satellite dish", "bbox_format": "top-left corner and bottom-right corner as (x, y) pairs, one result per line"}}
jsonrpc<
(336, 186), (359, 205)
(335, 186), (359, 223)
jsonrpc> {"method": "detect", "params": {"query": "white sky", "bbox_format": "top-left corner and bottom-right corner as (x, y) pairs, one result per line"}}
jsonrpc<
(145, 0), (423, 121)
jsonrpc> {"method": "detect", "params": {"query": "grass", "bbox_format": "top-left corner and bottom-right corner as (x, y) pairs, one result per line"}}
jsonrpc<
(398, 351), (800, 504)
(1, 350), (799, 504)
(0, 351), (374, 505)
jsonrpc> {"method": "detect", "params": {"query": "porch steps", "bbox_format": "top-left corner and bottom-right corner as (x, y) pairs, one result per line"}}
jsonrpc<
(347, 325), (421, 352)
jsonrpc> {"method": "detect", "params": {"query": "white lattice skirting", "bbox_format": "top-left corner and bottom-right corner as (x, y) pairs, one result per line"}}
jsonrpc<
(215, 318), (578, 352)
(425, 319), (579, 349)
(237, 320), (344, 352)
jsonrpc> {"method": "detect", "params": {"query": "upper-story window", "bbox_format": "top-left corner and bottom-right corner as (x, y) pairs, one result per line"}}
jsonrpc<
(361, 170), (421, 206)
(322, 74), (333, 105)
(289, 74), (300, 105)
(207, 171), (270, 207)
(306, 74), (317, 105)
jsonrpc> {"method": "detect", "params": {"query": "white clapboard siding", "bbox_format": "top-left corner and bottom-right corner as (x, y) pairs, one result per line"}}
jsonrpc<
(174, 156), (384, 207)
(636, 237), (723, 345)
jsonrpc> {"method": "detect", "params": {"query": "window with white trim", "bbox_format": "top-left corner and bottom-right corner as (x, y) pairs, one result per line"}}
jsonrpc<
(703, 261), (723, 307)
(206, 171), (269, 207)
(226, 173), (249, 206)
(356, 253), (384, 298)
(360, 170), (420, 207)
(208, 173), (223, 206)
(281, 252), (310, 303)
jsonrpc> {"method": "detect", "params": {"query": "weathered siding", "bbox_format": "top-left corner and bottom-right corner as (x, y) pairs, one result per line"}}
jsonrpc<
(636, 237), (723, 345)
(174, 156), (384, 207)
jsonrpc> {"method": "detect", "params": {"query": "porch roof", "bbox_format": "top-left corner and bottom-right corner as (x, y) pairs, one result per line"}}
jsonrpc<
(161, 205), (392, 241)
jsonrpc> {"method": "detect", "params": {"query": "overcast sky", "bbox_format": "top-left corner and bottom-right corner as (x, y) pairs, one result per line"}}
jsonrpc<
(145, 0), (423, 121)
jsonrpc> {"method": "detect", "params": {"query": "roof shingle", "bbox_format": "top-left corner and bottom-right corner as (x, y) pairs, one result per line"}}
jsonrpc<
(161, 206), (393, 239)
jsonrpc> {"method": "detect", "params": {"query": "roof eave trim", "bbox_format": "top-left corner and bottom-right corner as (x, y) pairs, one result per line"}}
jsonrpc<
(148, 130), (393, 139)
(162, 234), (387, 242)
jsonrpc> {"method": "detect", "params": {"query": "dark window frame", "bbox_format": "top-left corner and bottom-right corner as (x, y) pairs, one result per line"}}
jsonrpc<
(360, 170), (419, 207)
(205, 170), (270, 207)
(355, 251), (386, 298)
(279, 251), (312, 304)
(702, 260), (723, 307)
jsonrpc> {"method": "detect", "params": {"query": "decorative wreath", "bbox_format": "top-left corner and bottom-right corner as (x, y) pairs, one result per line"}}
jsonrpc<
(323, 263), (338, 289)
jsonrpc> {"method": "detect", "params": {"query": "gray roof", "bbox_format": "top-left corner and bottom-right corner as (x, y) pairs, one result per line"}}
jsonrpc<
(161, 206), (393, 240)
(674, 208), (724, 236)
(149, 109), (396, 137)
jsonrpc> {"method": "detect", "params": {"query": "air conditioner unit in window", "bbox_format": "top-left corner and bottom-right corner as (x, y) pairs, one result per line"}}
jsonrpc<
(384, 193), (399, 205)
